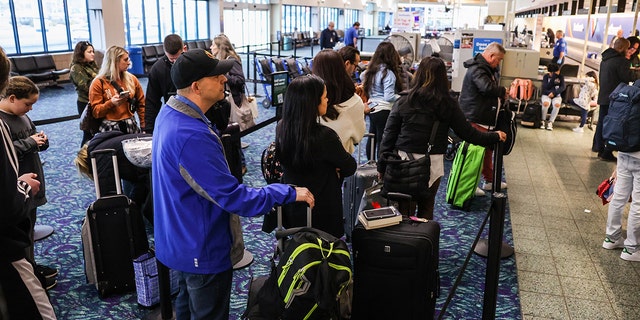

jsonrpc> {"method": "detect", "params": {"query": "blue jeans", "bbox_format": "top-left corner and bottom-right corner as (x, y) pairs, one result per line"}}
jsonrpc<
(175, 269), (232, 320)
(606, 153), (640, 253)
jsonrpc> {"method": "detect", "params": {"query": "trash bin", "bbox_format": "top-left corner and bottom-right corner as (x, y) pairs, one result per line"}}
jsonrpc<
(126, 46), (144, 76)
(283, 36), (293, 51)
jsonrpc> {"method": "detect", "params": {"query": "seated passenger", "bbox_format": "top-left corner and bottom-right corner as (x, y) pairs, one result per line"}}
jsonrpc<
(540, 63), (565, 131)
(570, 71), (599, 133)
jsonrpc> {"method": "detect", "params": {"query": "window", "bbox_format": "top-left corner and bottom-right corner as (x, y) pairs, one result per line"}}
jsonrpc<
(3, 0), (88, 55)
(319, 7), (340, 31)
(344, 9), (360, 29)
(282, 5), (312, 33)
(124, 0), (209, 46)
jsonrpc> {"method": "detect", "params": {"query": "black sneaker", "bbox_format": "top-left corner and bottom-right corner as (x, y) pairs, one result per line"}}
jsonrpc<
(35, 264), (58, 279)
(44, 277), (57, 291)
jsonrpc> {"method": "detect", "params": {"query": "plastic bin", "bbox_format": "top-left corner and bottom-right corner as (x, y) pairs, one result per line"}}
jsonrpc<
(283, 36), (293, 51)
(126, 46), (144, 75)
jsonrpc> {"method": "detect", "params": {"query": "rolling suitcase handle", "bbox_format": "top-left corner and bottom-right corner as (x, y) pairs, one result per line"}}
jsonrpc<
(275, 204), (312, 252)
(90, 149), (122, 198)
(355, 133), (376, 164)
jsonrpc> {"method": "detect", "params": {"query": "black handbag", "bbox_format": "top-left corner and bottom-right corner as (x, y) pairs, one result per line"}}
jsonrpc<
(381, 122), (439, 198)
(490, 98), (517, 155)
(79, 103), (101, 134)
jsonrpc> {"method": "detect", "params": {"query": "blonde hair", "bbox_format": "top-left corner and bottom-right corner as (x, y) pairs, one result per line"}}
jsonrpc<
(213, 34), (240, 61)
(1, 76), (39, 100)
(97, 46), (135, 92)
(74, 144), (93, 180)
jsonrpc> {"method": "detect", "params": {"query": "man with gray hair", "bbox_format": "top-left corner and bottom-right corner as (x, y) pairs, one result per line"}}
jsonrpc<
(320, 21), (339, 50)
(152, 49), (314, 319)
(459, 42), (508, 195)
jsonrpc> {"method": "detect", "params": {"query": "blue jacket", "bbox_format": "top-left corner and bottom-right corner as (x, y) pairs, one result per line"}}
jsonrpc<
(553, 37), (567, 59)
(152, 96), (297, 274)
(541, 73), (565, 97)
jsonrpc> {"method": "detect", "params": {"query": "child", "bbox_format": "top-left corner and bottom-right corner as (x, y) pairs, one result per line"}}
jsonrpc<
(571, 71), (599, 133)
(540, 63), (565, 130)
(0, 76), (58, 290)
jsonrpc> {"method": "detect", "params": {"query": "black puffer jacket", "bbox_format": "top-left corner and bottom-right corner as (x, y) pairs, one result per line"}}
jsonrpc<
(377, 93), (501, 174)
(145, 57), (175, 134)
(598, 48), (636, 106)
(458, 54), (506, 126)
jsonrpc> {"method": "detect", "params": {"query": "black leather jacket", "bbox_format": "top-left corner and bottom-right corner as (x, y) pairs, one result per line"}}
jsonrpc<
(377, 93), (500, 174)
(458, 54), (506, 126)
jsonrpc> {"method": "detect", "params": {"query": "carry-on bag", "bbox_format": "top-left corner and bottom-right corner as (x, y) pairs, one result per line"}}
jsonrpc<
(446, 141), (485, 211)
(520, 102), (542, 128)
(343, 133), (377, 240)
(351, 217), (440, 320)
(243, 206), (353, 320)
(82, 149), (149, 298)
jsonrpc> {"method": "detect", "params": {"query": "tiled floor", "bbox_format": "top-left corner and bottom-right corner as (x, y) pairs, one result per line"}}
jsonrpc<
(505, 118), (640, 319)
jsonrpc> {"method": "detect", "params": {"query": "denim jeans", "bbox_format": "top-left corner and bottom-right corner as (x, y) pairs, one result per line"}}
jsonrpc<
(175, 269), (232, 320)
(606, 152), (640, 253)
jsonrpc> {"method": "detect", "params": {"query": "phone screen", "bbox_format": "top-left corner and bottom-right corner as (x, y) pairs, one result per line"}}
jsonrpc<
(363, 207), (396, 220)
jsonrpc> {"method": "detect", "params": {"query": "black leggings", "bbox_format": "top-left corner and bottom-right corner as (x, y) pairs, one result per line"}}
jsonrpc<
(397, 177), (442, 220)
(366, 110), (390, 160)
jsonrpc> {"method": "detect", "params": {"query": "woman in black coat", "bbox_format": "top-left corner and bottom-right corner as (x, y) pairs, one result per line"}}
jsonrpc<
(378, 57), (506, 219)
(277, 75), (357, 237)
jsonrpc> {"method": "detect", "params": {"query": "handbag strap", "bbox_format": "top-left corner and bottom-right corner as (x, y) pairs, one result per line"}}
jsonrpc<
(427, 121), (439, 153)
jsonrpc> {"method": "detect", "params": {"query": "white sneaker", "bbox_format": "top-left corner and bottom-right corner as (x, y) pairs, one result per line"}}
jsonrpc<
(540, 122), (546, 129)
(475, 187), (486, 197)
(620, 248), (640, 262)
(481, 182), (508, 191)
(602, 236), (625, 250)
(546, 122), (553, 131)
(572, 127), (584, 133)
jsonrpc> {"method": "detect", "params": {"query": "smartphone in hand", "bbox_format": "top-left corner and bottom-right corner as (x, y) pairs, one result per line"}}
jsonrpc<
(120, 90), (130, 98)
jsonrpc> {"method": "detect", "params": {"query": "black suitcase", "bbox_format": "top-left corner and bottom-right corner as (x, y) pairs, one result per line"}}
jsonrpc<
(220, 122), (243, 183)
(343, 133), (377, 240)
(83, 149), (149, 298)
(520, 102), (542, 128)
(351, 218), (440, 320)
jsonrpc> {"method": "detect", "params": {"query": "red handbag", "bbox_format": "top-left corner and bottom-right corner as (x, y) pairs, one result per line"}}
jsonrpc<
(596, 177), (615, 205)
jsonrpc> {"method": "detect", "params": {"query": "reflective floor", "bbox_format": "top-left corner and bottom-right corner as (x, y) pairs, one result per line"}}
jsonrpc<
(505, 119), (640, 319)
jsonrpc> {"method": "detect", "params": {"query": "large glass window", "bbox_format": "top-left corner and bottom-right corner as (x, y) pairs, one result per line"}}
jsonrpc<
(344, 9), (360, 27)
(125, 0), (145, 45)
(319, 7), (340, 30)
(68, 0), (89, 45)
(197, 1), (208, 39)
(185, 0), (197, 39)
(3, 0), (88, 55)
(0, 0), (18, 54)
(282, 5), (312, 33)
(14, 0), (46, 53)
(144, 0), (160, 43)
(223, 7), (269, 47)
(42, 0), (69, 51)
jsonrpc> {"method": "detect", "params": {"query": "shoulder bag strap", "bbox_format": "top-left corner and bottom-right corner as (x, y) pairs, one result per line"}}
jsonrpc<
(427, 121), (439, 154)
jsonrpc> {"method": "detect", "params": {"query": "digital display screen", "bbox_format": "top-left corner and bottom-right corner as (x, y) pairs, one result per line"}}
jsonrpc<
(271, 71), (288, 107)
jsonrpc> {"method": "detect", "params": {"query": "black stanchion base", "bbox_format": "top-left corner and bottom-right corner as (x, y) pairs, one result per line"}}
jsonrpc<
(143, 306), (175, 320)
(473, 239), (514, 258)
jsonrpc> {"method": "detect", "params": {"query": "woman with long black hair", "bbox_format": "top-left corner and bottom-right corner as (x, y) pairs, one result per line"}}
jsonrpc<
(378, 57), (505, 219)
(276, 75), (356, 237)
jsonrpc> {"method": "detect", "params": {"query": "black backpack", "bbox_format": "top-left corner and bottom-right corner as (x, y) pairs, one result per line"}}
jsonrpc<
(520, 103), (542, 128)
(603, 80), (640, 152)
(256, 227), (352, 319)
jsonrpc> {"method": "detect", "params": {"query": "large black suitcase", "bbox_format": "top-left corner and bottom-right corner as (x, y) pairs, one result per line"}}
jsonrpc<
(343, 133), (377, 240)
(351, 218), (440, 320)
(82, 149), (149, 298)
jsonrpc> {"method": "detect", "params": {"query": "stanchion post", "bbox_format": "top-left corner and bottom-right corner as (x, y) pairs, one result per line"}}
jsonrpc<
(157, 261), (173, 319)
(481, 193), (507, 320)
